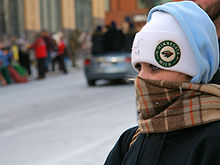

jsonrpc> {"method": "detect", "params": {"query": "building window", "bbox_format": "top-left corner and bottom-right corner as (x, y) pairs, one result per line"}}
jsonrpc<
(137, 0), (147, 9)
(0, 0), (24, 36)
(0, 0), (5, 34)
(75, 0), (92, 32)
(9, 0), (19, 35)
(104, 0), (110, 12)
(40, 0), (62, 33)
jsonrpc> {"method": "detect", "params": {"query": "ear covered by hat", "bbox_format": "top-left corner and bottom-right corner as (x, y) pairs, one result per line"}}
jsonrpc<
(131, 1), (219, 84)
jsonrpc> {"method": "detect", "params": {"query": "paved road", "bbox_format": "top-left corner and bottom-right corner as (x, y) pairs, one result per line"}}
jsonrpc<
(0, 69), (137, 165)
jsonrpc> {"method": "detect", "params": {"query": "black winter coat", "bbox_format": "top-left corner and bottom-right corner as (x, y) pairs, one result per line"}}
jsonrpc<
(104, 121), (220, 165)
(104, 69), (220, 165)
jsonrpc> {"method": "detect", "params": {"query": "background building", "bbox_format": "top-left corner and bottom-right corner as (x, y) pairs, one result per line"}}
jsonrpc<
(0, 0), (188, 40)
(92, 0), (105, 28)
(0, 0), (94, 40)
(0, 0), (25, 36)
(105, 0), (148, 31)
(104, 0), (173, 31)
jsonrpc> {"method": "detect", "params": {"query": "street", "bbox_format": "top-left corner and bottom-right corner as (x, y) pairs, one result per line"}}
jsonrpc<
(0, 69), (137, 165)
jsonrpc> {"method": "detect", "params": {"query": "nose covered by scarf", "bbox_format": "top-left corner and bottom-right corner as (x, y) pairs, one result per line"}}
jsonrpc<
(135, 77), (220, 133)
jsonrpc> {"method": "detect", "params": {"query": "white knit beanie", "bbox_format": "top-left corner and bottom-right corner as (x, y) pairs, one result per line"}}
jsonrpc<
(132, 11), (198, 77)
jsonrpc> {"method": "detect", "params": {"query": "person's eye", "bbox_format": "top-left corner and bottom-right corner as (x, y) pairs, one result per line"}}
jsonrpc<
(150, 64), (160, 71)
(135, 63), (142, 72)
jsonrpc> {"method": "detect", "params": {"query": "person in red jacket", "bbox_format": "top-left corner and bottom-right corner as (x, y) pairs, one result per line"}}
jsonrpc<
(30, 32), (47, 79)
(52, 32), (68, 74)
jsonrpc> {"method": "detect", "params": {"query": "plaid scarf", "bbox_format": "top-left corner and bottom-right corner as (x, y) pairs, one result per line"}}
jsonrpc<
(135, 77), (220, 133)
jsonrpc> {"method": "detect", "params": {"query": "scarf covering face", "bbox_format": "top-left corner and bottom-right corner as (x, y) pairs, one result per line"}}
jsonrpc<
(135, 77), (220, 133)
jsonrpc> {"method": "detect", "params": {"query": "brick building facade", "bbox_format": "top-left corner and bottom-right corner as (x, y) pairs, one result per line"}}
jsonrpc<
(105, 0), (148, 31)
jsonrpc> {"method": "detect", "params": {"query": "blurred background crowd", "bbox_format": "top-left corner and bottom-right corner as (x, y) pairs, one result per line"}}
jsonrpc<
(0, 20), (136, 86)
(0, 0), (219, 87)
(0, 30), (84, 86)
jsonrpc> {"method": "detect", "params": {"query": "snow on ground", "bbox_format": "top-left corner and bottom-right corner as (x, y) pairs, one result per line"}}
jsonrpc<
(0, 69), (137, 165)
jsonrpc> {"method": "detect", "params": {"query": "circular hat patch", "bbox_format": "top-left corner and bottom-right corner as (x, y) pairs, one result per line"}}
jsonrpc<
(155, 40), (181, 67)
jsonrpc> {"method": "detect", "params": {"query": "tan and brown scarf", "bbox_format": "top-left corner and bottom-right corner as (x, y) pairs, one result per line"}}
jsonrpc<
(135, 77), (220, 133)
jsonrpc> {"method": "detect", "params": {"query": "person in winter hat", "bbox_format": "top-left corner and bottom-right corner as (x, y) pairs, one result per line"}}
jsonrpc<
(104, 1), (220, 165)
(29, 32), (47, 80)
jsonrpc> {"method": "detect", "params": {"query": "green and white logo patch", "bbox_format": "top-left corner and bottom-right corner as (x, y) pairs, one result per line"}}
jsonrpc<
(155, 40), (181, 67)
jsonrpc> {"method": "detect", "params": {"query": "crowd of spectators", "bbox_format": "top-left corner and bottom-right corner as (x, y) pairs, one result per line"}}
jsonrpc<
(91, 20), (137, 55)
(1, 18), (218, 88)
(0, 30), (71, 87)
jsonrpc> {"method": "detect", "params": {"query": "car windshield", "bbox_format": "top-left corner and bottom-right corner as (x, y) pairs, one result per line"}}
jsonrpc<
(91, 24), (136, 56)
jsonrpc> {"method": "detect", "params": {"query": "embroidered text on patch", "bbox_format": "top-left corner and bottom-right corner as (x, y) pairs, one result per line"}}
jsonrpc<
(155, 40), (181, 67)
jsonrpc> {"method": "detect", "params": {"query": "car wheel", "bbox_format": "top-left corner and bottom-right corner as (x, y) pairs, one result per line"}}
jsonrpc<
(88, 80), (96, 86)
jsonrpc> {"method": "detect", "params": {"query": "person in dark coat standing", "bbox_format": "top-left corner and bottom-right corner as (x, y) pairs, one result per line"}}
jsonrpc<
(103, 21), (125, 52)
(104, 1), (220, 165)
(42, 30), (56, 72)
(92, 25), (105, 54)
(29, 32), (47, 79)
(17, 35), (32, 75)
